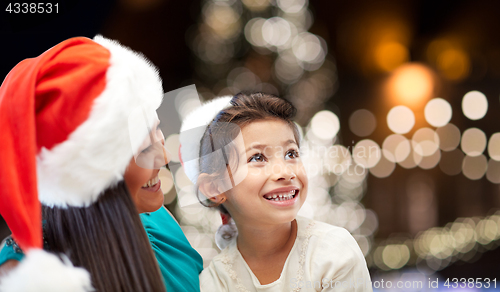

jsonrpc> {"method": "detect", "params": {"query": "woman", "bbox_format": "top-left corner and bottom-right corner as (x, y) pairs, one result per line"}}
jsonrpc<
(0, 36), (201, 291)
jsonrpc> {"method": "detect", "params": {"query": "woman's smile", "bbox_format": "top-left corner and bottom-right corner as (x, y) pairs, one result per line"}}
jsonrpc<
(141, 175), (162, 192)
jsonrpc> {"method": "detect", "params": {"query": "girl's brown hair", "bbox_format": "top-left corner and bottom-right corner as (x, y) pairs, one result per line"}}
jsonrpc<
(42, 181), (166, 292)
(198, 92), (300, 215)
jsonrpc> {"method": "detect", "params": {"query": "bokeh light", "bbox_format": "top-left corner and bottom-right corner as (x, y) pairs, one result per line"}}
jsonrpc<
(292, 32), (326, 70)
(165, 134), (180, 163)
(349, 109), (376, 137)
(353, 235), (371, 256)
(352, 139), (381, 169)
(244, 18), (267, 47)
(436, 123), (461, 152)
(159, 168), (174, 196)
(174, 87), (203, 120)
(387, 105), (415, 134)
(227, 67), (261, 92)
(418, 149), (441, 170)
(412, 128), (440, 157)
(488, 133), (500, 161)
(374, 41), (409, 72)
(241, 0), (271, 11)
(486, 160), (500, 184)
(276, 0), (308, 13)
(386, 63), (434, 107)
(382, 244), (410, 270)
(370, 154), (396, 178)
(397, 147), (421, 169)
(436, 48), (470, 81)
(410, 212), (500, 272)
(203, 2), (241, 39)
(462, 154), (488, 180)
(323, 145), (352, 175)
(382, 134), (410, 163)
(174, 166), (194, 189)
(342, 164), (367, 185)
(262, 17), (294, 49)
(439, 149), (464, 176)
(310, 110), (340, 141)
(274, 50), (304, 84)
(461, 128), (487, 157)
(462, 91), (488, 120)
(424, 98), (452, 127)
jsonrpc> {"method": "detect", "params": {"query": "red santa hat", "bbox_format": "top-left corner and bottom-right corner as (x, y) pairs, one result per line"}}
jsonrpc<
(0, 35), (163, 291)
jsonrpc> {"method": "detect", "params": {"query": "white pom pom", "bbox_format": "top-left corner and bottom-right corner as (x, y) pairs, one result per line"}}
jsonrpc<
(215, 219), (238, 250)
(0, 249), (93, 292)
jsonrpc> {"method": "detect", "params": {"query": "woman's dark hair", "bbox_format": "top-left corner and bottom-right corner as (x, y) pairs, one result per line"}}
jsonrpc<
(198, 92), (300, 216)
(42, 181), (166, 292)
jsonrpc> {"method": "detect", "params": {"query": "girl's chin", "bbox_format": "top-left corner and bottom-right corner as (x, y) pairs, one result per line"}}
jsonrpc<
(260, 212), (299, 225)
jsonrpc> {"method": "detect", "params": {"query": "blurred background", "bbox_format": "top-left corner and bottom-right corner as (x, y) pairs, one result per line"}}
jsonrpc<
(2, 0), (500, 290)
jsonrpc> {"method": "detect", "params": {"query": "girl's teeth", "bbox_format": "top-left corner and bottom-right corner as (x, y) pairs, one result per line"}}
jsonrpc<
(265, 190), (296, 200)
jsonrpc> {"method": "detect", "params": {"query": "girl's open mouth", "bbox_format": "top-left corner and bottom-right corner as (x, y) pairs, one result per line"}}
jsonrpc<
(263, 190), (298, 201)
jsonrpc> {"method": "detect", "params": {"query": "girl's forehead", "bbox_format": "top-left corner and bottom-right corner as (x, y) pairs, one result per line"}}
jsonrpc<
(240, 120), (297, 147)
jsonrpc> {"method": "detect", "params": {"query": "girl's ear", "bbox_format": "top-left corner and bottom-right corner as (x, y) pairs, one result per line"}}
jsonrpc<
(197, 173), (226, 200)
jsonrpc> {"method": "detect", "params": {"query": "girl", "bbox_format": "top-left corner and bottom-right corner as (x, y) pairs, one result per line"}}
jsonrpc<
(180, 93), (372, 291)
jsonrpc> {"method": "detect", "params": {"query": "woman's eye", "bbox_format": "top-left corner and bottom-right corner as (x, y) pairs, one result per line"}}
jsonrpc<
(249, 153), (266, 163)
(285, 149), (299, 160)
(141, 146), (152, 154)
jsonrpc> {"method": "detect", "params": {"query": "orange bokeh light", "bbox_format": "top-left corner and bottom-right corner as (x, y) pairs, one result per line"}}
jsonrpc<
(386, 63), (435, 108)
(374, 41), (409, 72)
(437, 48), (470, 81)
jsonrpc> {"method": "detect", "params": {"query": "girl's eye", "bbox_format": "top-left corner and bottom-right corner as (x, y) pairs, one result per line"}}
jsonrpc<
(285, 149), (299, 160)
(141, 146), (152, 154)
(248, 153), (266, 163)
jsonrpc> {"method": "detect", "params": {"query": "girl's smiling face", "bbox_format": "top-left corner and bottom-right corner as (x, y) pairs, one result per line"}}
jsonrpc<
(222, 119), (308, 228)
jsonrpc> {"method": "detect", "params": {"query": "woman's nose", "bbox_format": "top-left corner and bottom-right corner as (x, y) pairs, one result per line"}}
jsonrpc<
(153, 142), (171, 168)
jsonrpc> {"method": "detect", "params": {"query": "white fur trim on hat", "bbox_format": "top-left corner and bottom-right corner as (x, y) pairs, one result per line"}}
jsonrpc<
(37, 35), (163, 207)
(179, 96), (232, 184)
(0, 249), (93, 292)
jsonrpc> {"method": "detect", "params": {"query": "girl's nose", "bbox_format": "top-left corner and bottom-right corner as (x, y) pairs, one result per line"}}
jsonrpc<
(277, 170), (296, 181)
(271, 160), (297, 181)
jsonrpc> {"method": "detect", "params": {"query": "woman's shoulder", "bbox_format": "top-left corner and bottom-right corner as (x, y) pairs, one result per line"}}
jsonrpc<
(140, 206), (176, 227)
(0, 236), (24, 265)
(140, 206), (189, 243)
